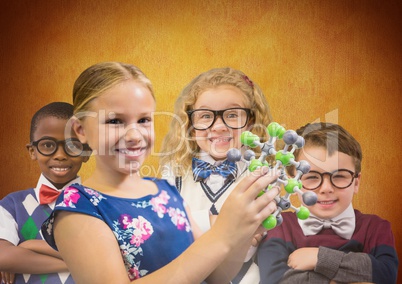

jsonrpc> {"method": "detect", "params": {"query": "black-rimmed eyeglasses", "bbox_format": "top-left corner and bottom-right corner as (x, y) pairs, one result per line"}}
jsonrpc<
(31, 138), (86, 157)
(301, 169), (359, 190)
(187, 108), (253, 130)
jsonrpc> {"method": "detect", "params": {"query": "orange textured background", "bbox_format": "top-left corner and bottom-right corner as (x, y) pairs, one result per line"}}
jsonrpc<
(1, 0), (401, 281)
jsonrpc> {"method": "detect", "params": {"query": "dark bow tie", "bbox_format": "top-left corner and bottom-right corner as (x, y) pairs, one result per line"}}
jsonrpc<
(39, 184), (61, 205)
(192, 158), (237, 182)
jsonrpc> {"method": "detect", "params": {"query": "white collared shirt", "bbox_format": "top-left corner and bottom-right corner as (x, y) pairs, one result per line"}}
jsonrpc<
(0, 174), (81, 245)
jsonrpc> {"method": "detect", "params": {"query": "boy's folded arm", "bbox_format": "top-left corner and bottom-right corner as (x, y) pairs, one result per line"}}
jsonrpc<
(0, 239), (68, 274)
(316, 243), (398, 284)
(314, 246), (372, 283)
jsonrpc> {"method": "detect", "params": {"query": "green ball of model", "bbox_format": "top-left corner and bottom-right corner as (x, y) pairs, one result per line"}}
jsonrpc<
(262, 215), (277, 230)
(284, 178), (302, 194)
(296, 206), (310, 220)
(240, 131), (259, 148)
(267, 122), (286, 139)
(275, 151), (295, 166)
(248, 159), (263, 172)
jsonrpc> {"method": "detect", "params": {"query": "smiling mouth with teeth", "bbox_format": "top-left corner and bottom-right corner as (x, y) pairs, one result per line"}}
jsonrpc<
(209, 137), (232, 142)
(118, 148), (144, 156)
(51, 167), (70, 172)
(318, 200), (336, 205)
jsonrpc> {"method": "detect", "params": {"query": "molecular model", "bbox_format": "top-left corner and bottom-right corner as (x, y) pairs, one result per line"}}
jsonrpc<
(227, 122), (318, 230)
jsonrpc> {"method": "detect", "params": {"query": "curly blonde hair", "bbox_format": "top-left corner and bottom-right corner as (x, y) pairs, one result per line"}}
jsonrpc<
(160, 67), (273, 176)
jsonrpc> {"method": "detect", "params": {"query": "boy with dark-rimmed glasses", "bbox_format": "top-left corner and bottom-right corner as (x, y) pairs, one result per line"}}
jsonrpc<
(0, 102), (89, 284)
(257, 122), (398, 284)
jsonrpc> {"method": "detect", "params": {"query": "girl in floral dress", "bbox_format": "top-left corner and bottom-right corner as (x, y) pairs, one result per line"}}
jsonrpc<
(41, 62), (279, 284)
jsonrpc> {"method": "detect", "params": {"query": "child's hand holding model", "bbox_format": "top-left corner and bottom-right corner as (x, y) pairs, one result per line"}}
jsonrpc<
(160, 68), (274, 283)
(41, 62), (279, 284)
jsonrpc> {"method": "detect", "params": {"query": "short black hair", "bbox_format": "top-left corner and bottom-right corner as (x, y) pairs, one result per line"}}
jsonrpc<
(30, 102), (74, 142)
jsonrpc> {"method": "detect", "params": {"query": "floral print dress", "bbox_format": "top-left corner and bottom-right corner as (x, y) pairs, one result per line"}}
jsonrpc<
(42, 178), (194, 281)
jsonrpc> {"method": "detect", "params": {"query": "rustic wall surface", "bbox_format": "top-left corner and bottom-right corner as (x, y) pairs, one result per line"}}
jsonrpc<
(1, 0), (401, 281)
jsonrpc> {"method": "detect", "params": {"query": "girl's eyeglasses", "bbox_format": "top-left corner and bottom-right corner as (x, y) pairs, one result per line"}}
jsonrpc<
(187, 107), (253, 130)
